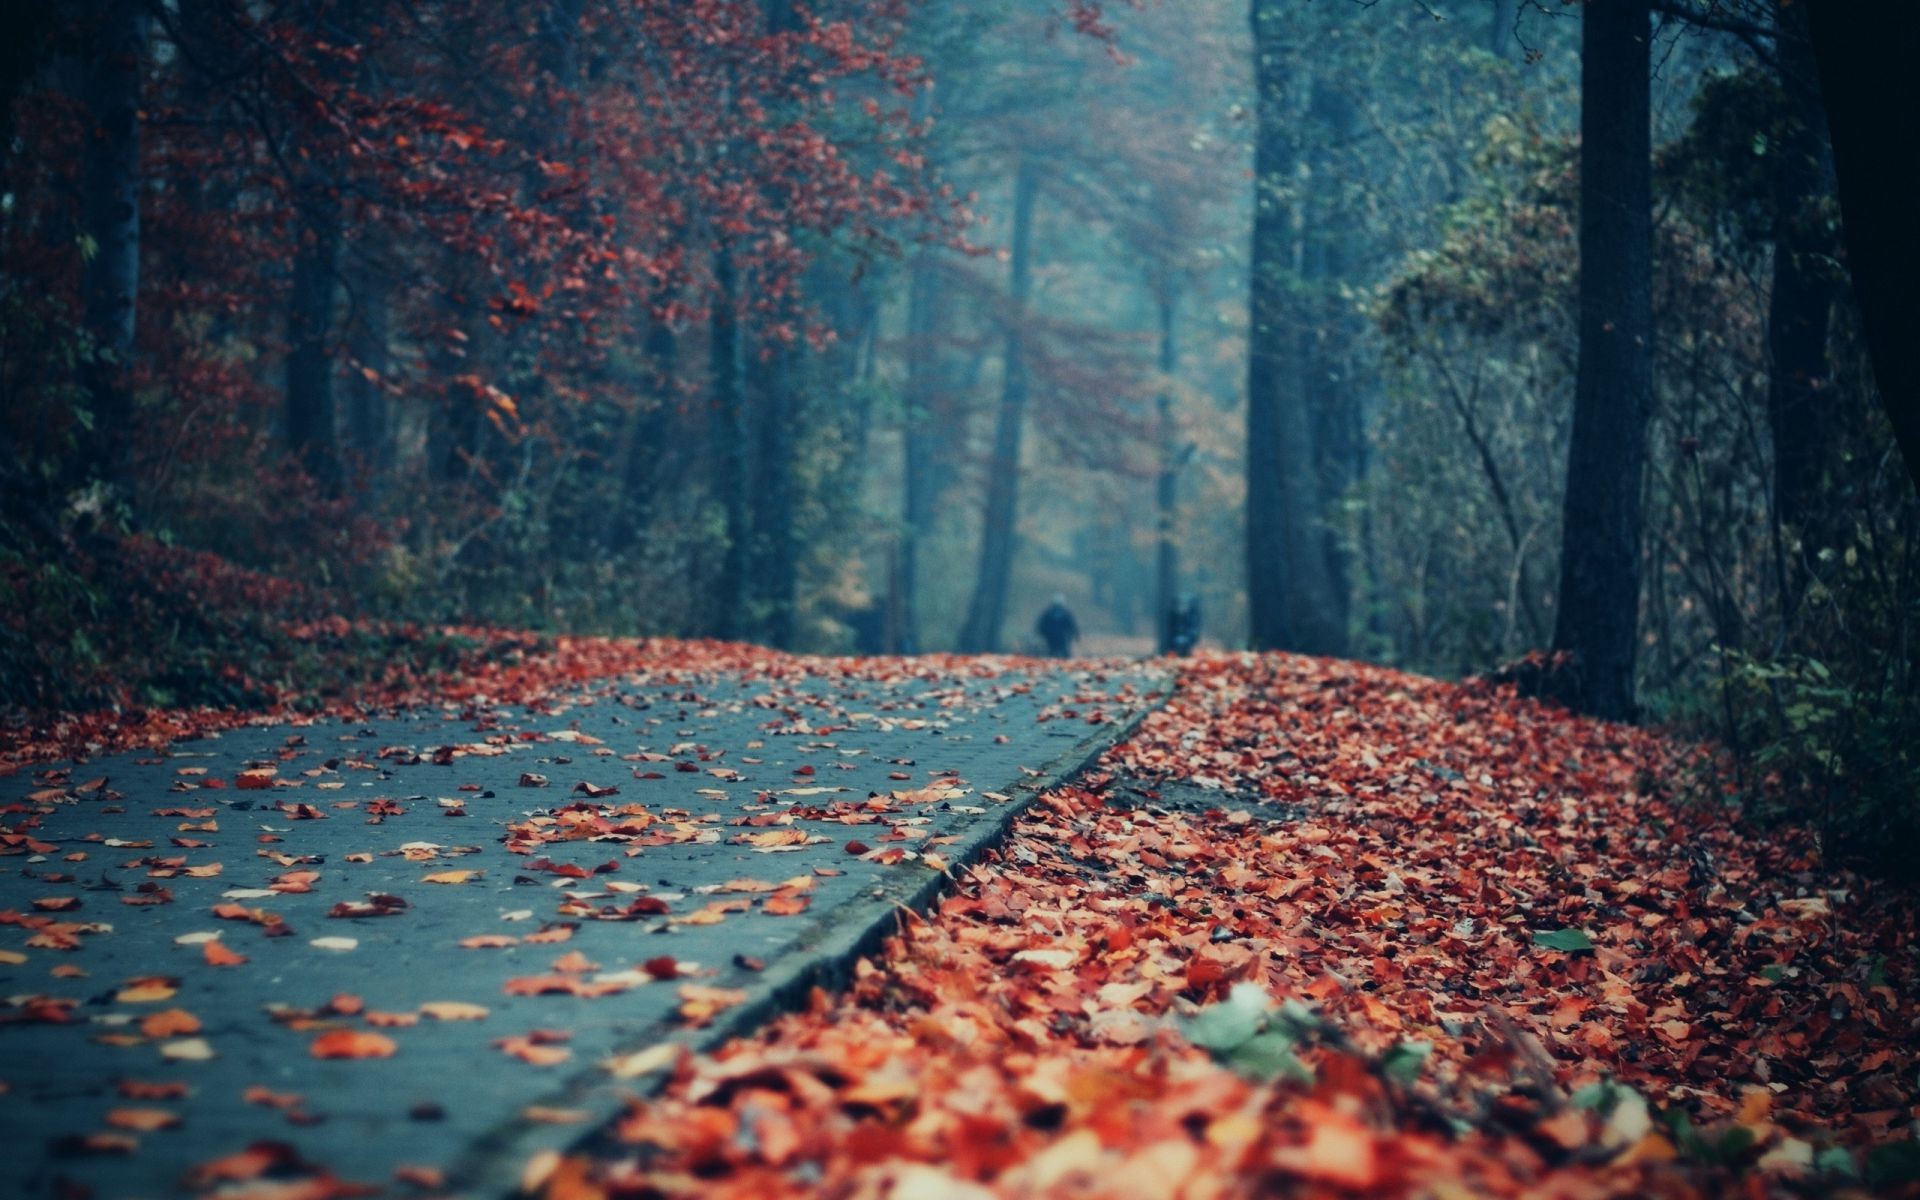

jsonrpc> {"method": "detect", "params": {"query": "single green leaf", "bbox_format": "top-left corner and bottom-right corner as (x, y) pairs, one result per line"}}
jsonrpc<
(1531, 928), (1595, 953)
(1381, 1039), (1432, 1087)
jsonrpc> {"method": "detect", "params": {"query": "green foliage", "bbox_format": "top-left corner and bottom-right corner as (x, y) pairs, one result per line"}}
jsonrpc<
(1530, 928), (1595, 953)
(1179, 983), (1314, 1084)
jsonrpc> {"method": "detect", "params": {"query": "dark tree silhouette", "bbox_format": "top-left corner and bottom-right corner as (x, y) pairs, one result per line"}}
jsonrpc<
(1550, 0), (1653, 721)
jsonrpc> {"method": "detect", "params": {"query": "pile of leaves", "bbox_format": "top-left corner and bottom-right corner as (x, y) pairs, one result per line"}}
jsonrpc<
(544, 652), (1918, 1199)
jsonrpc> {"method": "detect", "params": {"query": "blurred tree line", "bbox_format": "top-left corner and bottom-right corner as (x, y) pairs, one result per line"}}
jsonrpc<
(2, 0), (1913, 866)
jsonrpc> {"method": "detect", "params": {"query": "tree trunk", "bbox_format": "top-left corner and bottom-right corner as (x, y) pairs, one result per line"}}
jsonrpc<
(1304, 73), (1360, 654)
(1488, 0), (1518, 59)
(1550, 0), (1652, 721)
(710, 246), (750, 641)
(1766, 0), (1838, 542)
(1246, 2), (1345, 655)
(345, 266), (390, 478)
(1803, 3), (1920, 491)
(957, 159), (1039, 654)
(749, 328), (797, 649)
(898, 255), (938, 654)
(286, 186), (343, 488)
(77, 0), (147, 492)
(1154, 287), (1179, 654)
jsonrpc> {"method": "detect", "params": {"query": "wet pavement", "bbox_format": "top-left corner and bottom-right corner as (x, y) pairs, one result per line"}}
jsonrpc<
(0, 660), (1168, 1198)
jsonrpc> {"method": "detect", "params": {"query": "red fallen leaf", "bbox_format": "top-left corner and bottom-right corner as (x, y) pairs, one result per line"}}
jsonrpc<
(843, 841), (871, 856)
(792, 764), (816, 776)
(520, 773), (550, 788)
(677, 984), (748, 1027)
(641, 955), (683, 980)
(183, 1141), (306, 1188)
(234, 771), (276, 790)
(106, 1106), (183, 1132)
(551, 950), (599, 974)
(244, 1086), (305, 1111)
(211, 903), (283, 928)
(117, 1079), (189, 1100)
(280, 803), (327, 820)
(203, 940), (248, 967)
(461, 934), (519, 949)
(394, 1164), (445, 1191)
(572, 781), (619, 798)
(140, 1008), (202, 1038)
(522, 923), (577, 944)
(763, 892), (811, 916)
(620, 896), (671, 917)
(365, 1010), (421, 1027)
(122, 885), (173, 907)
(367, 799), (405, 816)
(32, 897), (80, 912)
(270, 870), (320, 894)
(328, 894), (408, 919)
(497, 1030), (572, 1066)
(310, 1029), (396, 1059)
(48, 1132), (138, 1156)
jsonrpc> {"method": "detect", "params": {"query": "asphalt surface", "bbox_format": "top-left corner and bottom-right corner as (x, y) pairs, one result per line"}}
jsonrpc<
(0, 661), (1167, 1199)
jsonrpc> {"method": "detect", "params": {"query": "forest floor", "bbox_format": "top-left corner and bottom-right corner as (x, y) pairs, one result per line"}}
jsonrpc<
(2, 635), (1916, 1199)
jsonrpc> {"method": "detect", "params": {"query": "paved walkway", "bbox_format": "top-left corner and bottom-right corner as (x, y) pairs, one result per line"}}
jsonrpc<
(0, 661), (1167, 1198)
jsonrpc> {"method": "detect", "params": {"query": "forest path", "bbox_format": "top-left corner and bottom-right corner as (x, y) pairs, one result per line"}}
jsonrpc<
(0, 658), (1170, 1199)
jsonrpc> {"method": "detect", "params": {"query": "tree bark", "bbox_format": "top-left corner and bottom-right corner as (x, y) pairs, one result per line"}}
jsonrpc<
(957, 159), (1039, 654)
(77, 0), (147, 492)
(1154, 287), (1179, 654)
(1550, 0), (1653, 721)
(1803, 2), (1920, 490)
(1488, 0), (1519, 59)
(898, 254), (938, 654)
(345, 266), (391, 476)
(285, 185), (343, 488)
(710, 246), (750, 641)
(1766, 0), (1838, 541)
(748, 327), (797, 649)
(1246, 1), (1344, 655)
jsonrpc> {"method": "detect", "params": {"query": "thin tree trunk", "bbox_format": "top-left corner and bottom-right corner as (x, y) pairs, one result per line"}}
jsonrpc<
(899, 255), (938, 654)
(77, 0), (147, 492)
(344, 267), (390, 478)
(710, 246), (749, 641)
(1154, 287), (1179, 654)
(957, 159), (1039, 654)
(1551, 0), (1652, 721)
(286, 185), (343, 488)
(1766, 0), (1837, 543)
(1488, 0), (1518, 59)
(749, 328), (797, 649)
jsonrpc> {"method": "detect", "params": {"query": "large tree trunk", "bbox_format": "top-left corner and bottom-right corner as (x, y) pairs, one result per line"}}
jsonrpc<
(1804, 3), (1920, 490)
(1246, 2), (1344, 655)
(77, 0), (148, 492)
(1154, 287), (1179, 654)
(286, 186), (343, 488)
(957, 159), (1039, 654)
(1766, 0), (1838, 542)
(898, 255), (938, 654)
(1550, 0), (1652, 721)
(709, 246), (750, 641)
(1303, 73), (1360, 654)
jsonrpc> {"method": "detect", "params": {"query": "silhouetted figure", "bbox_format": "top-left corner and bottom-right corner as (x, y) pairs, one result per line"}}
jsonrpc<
(1167, 594), (1202, 657)
(1035, 594), (1079, 658)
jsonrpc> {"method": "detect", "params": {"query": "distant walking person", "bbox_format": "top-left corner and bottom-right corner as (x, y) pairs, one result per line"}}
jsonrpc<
(1035, 594), (1080, 658)
(1167, 593), (1202, 657)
